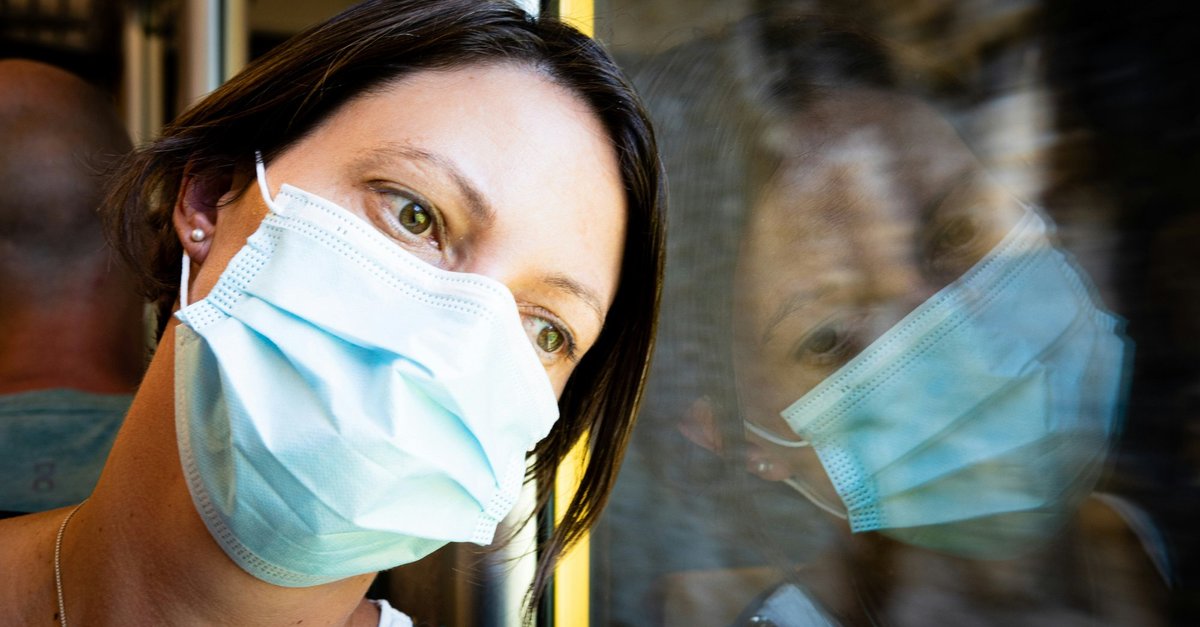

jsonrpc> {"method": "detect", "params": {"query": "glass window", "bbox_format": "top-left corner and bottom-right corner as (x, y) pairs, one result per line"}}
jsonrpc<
(593, 1), (1195, 625)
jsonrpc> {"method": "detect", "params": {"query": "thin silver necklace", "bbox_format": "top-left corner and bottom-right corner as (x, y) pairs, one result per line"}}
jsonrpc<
(54, 500), (86, 627)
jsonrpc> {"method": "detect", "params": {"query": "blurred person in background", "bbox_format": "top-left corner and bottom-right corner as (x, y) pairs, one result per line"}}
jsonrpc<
(0, 59), (141, 517)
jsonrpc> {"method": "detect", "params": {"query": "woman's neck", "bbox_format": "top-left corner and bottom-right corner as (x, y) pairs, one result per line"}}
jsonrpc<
(58, 322), (378, 625)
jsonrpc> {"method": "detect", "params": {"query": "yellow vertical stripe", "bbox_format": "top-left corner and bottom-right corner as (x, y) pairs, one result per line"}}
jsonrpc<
(557, 0), (595, 37)
(552, 4), (595, 627)
(553, 443), (589, 626)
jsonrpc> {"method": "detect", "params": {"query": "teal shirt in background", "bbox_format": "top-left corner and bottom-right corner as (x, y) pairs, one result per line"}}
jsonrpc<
(0, 389), (131, 513)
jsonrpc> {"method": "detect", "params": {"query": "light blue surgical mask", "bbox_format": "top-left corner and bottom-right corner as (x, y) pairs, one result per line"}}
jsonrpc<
(173, 156), (560, 587)
(0, 389), (130, 513)
(762, 208), (1129, 558)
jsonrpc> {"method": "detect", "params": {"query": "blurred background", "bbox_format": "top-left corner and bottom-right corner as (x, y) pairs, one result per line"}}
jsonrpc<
(1, 0), (1196, 625)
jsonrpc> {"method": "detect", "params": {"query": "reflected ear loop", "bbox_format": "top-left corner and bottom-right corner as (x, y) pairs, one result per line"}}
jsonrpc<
(743, 420), (848, 520)
(784, 477), (848, 521)
(744, 419), (810, 448)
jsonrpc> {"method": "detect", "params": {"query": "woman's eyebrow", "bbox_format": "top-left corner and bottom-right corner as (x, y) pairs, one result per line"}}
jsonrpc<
(351, 143), (495, 226)
(761, 287), (830, 346)
(542, 273), (605, 329)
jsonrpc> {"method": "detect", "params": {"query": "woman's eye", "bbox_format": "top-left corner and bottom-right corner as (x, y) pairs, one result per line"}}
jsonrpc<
(933, 214), (978, 252)
(805, 327), (841, 354)
(371, 187), (440, 243)
(923, 212), (983, 280)
(792, 319), (860, 367)
(395, 197), (433, 235)
(522, 315), (574, 362)
(538, 325), (565, 353)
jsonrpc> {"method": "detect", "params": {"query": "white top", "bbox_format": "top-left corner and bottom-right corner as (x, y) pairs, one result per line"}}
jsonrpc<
(372, 599), (413, 627)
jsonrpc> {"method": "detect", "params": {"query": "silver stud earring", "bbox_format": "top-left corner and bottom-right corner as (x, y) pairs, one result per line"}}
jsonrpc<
(754, 460), (775, 475)
(190, 228), (206, 242)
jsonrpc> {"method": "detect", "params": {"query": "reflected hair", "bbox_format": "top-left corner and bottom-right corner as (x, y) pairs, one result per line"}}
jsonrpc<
(102, 0), (663, 609)
(627, 12), (897, 488)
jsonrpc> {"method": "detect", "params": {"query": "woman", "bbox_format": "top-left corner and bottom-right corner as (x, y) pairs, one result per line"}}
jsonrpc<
(608, 14), (1165, 626)
(725, 86), (1165, 627)
(0, 0), (664, 624)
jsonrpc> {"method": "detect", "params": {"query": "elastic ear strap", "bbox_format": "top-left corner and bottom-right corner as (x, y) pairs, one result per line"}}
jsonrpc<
(255, 151), (274, 209)
(180, 252), (192, 309)
(784, 477), (848, 520)
(744, 419), (810, 448)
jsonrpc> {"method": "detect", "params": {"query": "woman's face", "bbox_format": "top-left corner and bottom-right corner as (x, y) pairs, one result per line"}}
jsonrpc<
(731, 90), (1024, 501)
(183, 64), (627, 394)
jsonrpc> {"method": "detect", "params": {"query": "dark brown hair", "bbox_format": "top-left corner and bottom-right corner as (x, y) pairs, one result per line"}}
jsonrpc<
(103, 0), (663, 608)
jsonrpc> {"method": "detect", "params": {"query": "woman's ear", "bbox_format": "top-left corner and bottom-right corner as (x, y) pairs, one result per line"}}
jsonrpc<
(678, 396), (724, 454)
(172, 169), (233, 264)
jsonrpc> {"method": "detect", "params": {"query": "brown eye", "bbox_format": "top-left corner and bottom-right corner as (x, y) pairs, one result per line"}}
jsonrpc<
(793, 319), (860, 367)
(805, 327), (840, 354)
(935, 215), (978, 251)
(397, 199), (433, 234)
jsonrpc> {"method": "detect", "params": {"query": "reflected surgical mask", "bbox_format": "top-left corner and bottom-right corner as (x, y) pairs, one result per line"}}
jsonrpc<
(769, 208), (1128, 558)
(173, 155), (559, 587)
(0, 390), (130, 513)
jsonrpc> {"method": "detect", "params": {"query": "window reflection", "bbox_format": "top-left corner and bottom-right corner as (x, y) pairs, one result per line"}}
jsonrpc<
(597, 1), (1191, 625)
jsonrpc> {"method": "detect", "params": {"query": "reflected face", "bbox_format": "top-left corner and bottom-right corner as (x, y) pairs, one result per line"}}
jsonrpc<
(187, 64), (627, 395)
(732, 90), (1024, 500)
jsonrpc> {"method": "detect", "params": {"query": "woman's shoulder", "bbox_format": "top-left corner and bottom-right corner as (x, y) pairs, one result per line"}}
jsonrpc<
(0, 507), (65, 568)
(0, 508), (69, 622)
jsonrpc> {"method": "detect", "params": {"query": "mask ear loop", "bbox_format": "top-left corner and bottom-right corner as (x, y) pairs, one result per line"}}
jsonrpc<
(741, 420), (846, 519)
(255, 151), (277, 211)
(744, 420), (810, 448)
(180, 253), (192, 309)
(784, 477), (848, 520)
(182, 151), (272, 310)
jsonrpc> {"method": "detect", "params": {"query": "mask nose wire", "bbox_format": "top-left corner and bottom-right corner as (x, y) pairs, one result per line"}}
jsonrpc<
(255, 151), (275, 209)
